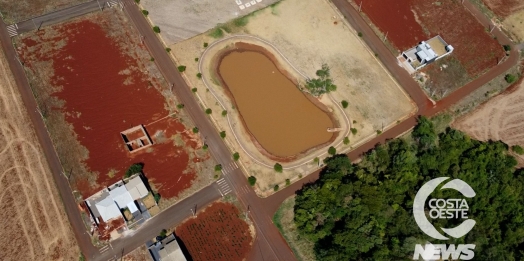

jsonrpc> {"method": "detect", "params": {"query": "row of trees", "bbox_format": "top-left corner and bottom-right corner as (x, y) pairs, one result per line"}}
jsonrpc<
(305, 64), (337, 96)
(294, 117), (524, 261)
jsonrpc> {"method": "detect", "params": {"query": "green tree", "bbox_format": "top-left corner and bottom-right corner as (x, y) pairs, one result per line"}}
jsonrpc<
(177, 65), (186, 72)
(274, 163), (283, 173)
(512, 145), (524, 155)
(351, 128), (357, 135)
(341, 100), (349, 109)
(220, 131), (226, 139)
(294, 120), (524, 261)
(343, 137), (350, 145)
(165, 48), (171, 52)
(505, 74), (517, 83)
(214, 164), (222, 172)
(142, 10), (149, 16)
(153, 26), (160, 33)
(125, 163), (143, 178)
(305, 64), (337, 96)
(233, 152), (240, 161)
(205, 108), (212, 114)
(197, 73), (202, 79)
(192, 127), (199, 133)
(176, 104), (184, 109)
(192, 88), (197, 93)
(285, 179), (291, 186)
(328, 146), (336, 155)
(222, 110), (228, 117)
(274, 184), (279, 191)
(248, 176), (257, 186)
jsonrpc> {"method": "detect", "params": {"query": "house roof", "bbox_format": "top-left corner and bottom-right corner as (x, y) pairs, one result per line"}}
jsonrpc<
(95, 196), (122, 222)
(109, 185), (134, 209)
(125, 176), (149, 200)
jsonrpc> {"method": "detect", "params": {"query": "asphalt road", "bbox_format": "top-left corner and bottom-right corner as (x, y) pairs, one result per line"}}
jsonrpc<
(9, 0), (112, 35)
(0, 0), (519, 260)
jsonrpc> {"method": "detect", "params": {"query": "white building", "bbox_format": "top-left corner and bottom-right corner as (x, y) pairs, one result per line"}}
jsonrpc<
(399, 35), (454, 74)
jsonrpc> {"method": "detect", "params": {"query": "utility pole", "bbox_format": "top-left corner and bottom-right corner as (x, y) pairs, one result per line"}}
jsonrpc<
(97, 0), (102, 11)
(245, 205), (250, 221)
(358, 1), (362, 12)
(383, 31), (388, 42)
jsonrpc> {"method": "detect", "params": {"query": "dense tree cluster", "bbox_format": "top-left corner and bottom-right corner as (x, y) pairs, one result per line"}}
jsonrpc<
(294, 117), (524, 261)
(305, 64), (337, 96)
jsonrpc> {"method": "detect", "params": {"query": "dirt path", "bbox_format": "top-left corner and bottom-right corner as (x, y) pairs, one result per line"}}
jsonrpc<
(0, 33), (78, 260)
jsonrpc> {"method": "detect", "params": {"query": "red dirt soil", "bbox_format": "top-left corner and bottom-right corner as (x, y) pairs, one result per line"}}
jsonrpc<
(482, 0), (524, 17)
(19, 19), (198, 199)
(357, 0), (504, 77)
(358, 0), (427, 50)
(175, 202), (253, 261)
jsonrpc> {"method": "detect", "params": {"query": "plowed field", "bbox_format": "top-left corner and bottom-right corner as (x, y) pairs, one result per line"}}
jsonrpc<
(453, 80), (524, 166)
(17, 10), (209, 199)
(0, 32), (78, 260)
(176, 202), (253, 261)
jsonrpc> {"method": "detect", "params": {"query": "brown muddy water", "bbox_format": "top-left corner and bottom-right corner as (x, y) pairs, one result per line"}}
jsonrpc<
(218, 49), (334, 158)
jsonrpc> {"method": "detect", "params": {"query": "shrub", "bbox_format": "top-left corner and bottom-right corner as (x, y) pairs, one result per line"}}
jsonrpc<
(165, 48), (171, 52)
(233, 16), (249, 27)
(248, 176), (257, 186)
(209, 28), (224, 38)
(274, 184), (279, 191)
(274, 163), (283, 173)
(328, 146), (336, 155)
(192, 127), (199, 133)
(505, 74), (517, 84)
(351, 128), (358, 135)
(220, 131), (226, 139)
(203, 42), (208, 48)
(177, 65), (186, 72)
(176, 104), (184, 109)
(213, 174), (218, 179)
(150, 57), (155, 62)
(125, 163), (143, 178)
(233, 152), (240, 161)
(197, 73), (202, 79)
(341, 100), (349, 108)
(343, 137), (350, 145)
(153, 192), (161, 203)
(358, 32), (363, 37)
(353, 120), (357, 124)
(195, 57), (199, 62)
(285, 179), (291, 186)
(153, 26), (160, 33)
(313, 157), (320, 164)
(134, 0), (140, 3)
(503, 45), (511, 52)
(159, 229), (167, 238)
(205, 108), (212, 114)
(214, 164), (222, 172)
(202, 144), (208, 150)
(142, 10), (149, 16)
(512, 145), (524, 155)
(377, 130), (382, 135)
(222, 110), (227, 117)
(191, 88), (197, 93)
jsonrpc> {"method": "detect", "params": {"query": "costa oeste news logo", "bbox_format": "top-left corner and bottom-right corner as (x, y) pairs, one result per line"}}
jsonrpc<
(412, 177), (476, 260)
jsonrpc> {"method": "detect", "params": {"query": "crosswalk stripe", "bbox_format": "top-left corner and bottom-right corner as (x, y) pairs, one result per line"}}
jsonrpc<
(7, 25), (17, 37)
(222, 189), (232, 195)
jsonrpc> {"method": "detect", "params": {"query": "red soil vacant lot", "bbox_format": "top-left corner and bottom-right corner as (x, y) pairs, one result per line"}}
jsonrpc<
(175, 202), (253, 261)
(482, 0), (524, 17)
(18, 13), (203, 199)
(357, 0), (504, 77)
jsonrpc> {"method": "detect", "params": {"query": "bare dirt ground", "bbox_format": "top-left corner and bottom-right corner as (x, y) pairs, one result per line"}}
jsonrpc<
(0, 35), (79, 260)
(170, 0), (415, 194)
(140, 0), (280, 45)
(123, 245), (149, 261)
(0, 0), (89, 23)
(453, 79), (524, 166)
(481, 0), (524, 17)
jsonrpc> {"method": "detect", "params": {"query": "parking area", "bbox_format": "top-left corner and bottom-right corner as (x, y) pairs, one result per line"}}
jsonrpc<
(140, 0), (280, 44)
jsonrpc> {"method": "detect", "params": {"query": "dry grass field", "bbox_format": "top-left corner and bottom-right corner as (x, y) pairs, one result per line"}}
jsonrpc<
(503, 9), (524, 41)
(0, 0), (89, 23)
(171, 0), (415, 194)
(0, 40), (78, 259)
(453, 80), (524, 166)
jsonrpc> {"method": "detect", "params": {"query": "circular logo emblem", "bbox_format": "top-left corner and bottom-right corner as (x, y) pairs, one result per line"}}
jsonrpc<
(413, 177), (476, 240)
